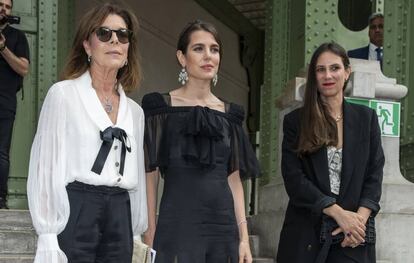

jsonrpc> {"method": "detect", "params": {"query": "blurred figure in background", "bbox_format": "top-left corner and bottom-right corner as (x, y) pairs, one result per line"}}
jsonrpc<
(348, 13), (384, 69)
(0, 0), (30, 209)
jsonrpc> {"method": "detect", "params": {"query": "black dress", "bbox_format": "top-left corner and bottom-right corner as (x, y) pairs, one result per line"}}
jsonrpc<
(142, 92), (260, 263)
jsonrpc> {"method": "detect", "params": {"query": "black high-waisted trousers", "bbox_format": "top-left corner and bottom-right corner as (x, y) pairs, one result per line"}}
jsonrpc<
(58, 181), (133, 263)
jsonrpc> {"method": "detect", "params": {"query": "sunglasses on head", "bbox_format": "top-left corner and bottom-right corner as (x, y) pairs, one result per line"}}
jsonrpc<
(95, 27), (132, 44)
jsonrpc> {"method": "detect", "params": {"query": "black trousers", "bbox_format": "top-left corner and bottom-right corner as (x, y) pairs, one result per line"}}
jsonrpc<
(326, 244), (375, 263)
(58, 181), (133, 263)
(0, 117), (14, 199)
(326, 249), (358, 263)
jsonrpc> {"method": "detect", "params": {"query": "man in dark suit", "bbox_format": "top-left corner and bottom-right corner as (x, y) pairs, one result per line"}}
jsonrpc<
(348, 13), (384, 68)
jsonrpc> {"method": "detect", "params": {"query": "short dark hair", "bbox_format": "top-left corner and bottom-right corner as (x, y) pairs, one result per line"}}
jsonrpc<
(368, 12), (384, 24)
(177, 20), (222, 59)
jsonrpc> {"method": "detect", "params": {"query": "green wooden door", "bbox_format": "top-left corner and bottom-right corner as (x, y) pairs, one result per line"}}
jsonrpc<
(7, 0), (73, 209)
(7, 0), (38, 209)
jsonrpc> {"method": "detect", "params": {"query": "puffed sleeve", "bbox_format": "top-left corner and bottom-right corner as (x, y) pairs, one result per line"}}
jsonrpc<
(27, 85), (70, 263)
(281, 110), (336, 215)
(359, 109), (384, 215)
(228, 103), (260, 180)
(129, 104), (148, 238)
(142, 92), (168, 173)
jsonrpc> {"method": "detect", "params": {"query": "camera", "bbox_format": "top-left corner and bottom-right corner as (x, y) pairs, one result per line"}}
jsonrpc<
(0, 15), (20, 25)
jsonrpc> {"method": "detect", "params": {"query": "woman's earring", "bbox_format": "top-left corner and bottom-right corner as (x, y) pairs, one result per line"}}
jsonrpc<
(212, 73), (218, 86)
(124, 60), (128, 67)
(178, 67), (188, 85)
(88, 55), (92, 63)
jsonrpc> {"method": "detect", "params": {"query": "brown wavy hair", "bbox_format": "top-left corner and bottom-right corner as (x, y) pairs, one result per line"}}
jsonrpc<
(60, 2), (141, 92)
(297, 42), (350, 155)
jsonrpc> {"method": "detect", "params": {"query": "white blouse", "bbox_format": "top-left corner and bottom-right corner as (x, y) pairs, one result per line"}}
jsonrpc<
(27, 71), (147, 263)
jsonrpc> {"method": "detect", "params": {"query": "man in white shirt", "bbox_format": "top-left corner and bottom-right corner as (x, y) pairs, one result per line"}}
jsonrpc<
(348, 13), (384, 69)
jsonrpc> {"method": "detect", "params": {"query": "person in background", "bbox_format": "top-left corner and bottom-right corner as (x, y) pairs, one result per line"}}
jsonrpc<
(27, 3), (147, 262)
(348, 13), (384, 68)
(0, 0), (30, 209)
(277, 42), (384, 263)
(142, 20), (260, 263)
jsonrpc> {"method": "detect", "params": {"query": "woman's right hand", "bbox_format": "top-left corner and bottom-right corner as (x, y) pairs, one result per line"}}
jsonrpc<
(143, 227), (155, 248)
(324, 204), (366, 247)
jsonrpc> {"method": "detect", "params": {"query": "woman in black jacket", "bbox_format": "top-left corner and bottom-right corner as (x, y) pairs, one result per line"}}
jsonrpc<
(277, 42), (384, 263)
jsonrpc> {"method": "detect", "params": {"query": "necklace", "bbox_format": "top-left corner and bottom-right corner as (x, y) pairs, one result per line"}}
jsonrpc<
(335, 113), (343, 122)
(102, 95), (113, 113)
(93, 82), (118, 114)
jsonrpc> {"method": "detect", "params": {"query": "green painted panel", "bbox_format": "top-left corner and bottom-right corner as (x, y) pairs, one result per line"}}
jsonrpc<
(7, 1), (38, 209)
(37, 0), (59, 108)
(259, 0), (291, 184)
(288, 0), (305, 79)
(7, 0), (75, 208)
(384, 0), (414, 182)
(57, 0), (75, 75)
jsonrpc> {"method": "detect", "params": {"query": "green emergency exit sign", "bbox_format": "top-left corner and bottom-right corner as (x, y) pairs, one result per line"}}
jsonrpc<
(346, 97), (401, 137)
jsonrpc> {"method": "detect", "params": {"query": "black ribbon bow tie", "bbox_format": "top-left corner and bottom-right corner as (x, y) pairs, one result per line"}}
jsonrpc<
(91, 127), (131, 176)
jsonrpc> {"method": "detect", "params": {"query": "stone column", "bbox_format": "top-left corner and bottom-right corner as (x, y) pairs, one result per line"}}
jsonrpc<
(347, 59), (413, 263)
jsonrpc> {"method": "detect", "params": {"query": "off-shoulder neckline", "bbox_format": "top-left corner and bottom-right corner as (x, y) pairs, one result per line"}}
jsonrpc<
(162, 92), (230, 114)
(142, 92), (244, 124)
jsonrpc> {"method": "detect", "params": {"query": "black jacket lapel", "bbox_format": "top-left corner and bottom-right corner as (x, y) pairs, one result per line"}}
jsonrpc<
(310, 147), (331, 194)
(339, 101), (362, 198)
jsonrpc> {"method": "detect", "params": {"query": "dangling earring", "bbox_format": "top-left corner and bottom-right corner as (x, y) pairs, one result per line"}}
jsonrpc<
(212, 73), (218, 86)
(178, 67), (188, 85)
(88, 55), (92, 63)
(124, 60), (128, 67)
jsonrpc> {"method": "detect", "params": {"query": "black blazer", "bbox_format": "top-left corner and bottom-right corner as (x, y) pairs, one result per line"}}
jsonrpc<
(277, 101), (384, 263)
(348, 45), (369, 60)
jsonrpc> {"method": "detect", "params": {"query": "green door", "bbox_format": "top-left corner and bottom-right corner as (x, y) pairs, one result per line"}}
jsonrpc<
(7, 0), (73, 209)
(7, 0), (38, 209)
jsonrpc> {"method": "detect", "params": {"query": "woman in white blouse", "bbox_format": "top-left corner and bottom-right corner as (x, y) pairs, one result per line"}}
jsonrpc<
(27, 3), (147, 263)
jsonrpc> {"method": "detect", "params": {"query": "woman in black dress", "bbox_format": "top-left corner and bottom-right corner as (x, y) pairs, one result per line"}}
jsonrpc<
(142, 20), (260, 263)
(277, 42), (384, 263)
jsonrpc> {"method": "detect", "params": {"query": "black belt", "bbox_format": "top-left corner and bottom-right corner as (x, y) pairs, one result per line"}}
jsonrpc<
(91, 127), (131, 176)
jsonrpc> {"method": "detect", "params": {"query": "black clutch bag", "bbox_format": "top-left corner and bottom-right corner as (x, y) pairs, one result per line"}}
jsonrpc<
(319, 214), (376, 244)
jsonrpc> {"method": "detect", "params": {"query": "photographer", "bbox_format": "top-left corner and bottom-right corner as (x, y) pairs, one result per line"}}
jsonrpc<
(0, 0), (30, 209)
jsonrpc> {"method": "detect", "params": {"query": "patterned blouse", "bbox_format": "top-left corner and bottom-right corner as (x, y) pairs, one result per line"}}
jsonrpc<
(327, 146), (343, 195)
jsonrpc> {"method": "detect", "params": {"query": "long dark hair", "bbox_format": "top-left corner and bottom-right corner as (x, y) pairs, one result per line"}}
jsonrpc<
(61, 2), (142, 92)
(297, 42), (350, 155)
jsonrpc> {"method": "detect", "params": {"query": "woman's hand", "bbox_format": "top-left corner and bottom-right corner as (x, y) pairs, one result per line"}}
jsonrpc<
(143, 227), (155, 248)
(324, 204), (366, 248)
(239, 240), (253, 263)
(339, 206), (372, 248)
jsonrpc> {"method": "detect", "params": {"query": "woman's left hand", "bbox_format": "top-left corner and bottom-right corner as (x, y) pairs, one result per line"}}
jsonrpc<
(239, 240), (253, 263)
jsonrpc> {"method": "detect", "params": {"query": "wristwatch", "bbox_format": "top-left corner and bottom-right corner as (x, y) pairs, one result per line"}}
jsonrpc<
(0, 43), (5, 52)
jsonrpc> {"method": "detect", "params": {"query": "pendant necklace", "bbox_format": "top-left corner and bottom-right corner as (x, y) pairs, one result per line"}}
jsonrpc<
(94, 82), (117, 114)
(103, 94), (113, 113)
(335, 112), (343, 122)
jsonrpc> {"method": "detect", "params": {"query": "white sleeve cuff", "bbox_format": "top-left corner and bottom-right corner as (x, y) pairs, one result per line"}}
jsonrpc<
(37, 233), (60, 252)
(34, 233), (68, 263)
